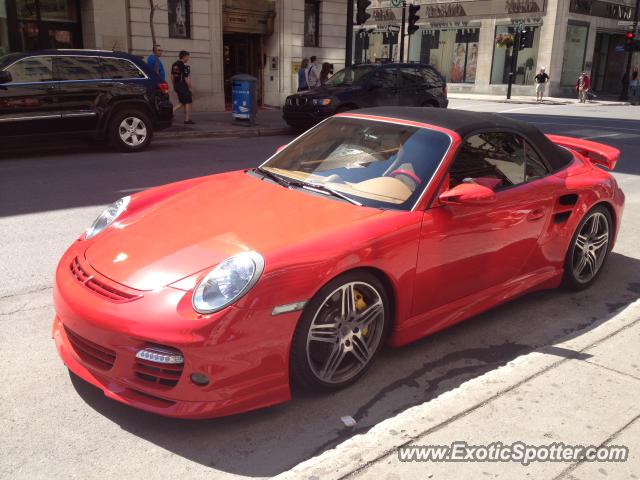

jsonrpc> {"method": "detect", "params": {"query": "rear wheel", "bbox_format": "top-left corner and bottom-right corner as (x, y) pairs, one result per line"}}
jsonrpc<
(562, 205), (612, 290)
(109, 109), (153, 152)
(290, 271), (390, 391)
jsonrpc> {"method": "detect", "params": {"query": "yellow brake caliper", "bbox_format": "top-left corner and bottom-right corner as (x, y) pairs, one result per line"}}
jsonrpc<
(354, 290), (369, 337)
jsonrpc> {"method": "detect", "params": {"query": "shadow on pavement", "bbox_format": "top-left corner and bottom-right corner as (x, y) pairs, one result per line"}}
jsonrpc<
(0, 135), (293, 218)
(70, 252), (640, 477)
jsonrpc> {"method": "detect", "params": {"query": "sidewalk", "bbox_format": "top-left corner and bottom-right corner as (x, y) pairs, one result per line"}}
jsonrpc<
(278, 299), (640, 480)
(156, 108), (292, 140)
(448, 92), (631, 106)
(156, 94), (632, 141)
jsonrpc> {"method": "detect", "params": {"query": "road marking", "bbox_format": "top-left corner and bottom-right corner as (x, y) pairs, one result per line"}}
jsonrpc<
(496, 105), (547, 113)
(523, 121), (640, 133)
(449, 103), (493, 110)
(581, 133), (622, 140)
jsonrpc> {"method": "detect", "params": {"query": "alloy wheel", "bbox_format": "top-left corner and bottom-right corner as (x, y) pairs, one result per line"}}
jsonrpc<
(571, 211), (609, 284)
(305, 281), (385, 384)
(118, 116), (147, 146)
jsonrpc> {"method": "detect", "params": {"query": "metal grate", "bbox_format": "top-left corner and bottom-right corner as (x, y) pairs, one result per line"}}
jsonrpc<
(65, 326), (116, 371)
(70, 257), (140, 303)
(133, 346), (184, 388)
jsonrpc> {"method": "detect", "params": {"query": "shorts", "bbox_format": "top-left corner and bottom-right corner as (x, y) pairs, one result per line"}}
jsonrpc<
(175, 83), (193, 105)
(535, 83), (545, 94)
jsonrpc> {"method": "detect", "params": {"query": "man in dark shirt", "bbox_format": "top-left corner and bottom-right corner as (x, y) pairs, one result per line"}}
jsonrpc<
(171, 50), (194, 124)
(534, 67), (549, 103)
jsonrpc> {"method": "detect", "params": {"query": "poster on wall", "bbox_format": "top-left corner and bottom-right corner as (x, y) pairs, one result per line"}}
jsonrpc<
(466, 43), (479, 82)
(168, 0), (191, 39)
(451, 43), (467, 83)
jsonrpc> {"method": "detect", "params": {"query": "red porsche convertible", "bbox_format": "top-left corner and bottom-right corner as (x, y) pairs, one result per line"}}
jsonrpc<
(52, 108), (624, 418)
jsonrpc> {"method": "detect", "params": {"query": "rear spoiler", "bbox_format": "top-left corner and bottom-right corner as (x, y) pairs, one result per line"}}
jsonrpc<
(546, 134), (620, 170)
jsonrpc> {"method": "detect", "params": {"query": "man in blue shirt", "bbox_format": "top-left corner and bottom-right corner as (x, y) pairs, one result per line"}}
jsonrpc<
(147, 45), (166, 80)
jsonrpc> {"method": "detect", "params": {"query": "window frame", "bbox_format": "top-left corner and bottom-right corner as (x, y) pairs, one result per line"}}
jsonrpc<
(2, 54), (148, 84)
(5, 55), (54, 83)
(304, 0), (320, 48)
(438, 128), (555, 197)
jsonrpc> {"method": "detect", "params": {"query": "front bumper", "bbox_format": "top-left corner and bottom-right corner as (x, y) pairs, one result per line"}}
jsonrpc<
(154, 97), (174, 130)
(282, 105), (334, 127)
(52, 245), (297, 419)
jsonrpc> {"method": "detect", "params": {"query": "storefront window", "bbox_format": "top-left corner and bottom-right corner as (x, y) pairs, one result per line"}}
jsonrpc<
(0, 0), (9, 56)
(408, 28), (480, 83)
(354, 30), (398, 63)
(304, 0), (320, 47)
(491, 25), (541, 85)
(561, 24), (588, 86)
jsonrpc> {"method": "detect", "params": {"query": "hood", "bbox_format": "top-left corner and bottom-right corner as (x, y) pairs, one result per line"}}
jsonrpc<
(85, 171), (381, 290)
(298, 85), (361, 97)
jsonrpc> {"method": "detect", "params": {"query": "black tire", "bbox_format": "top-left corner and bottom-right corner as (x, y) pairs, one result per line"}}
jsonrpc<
(109, 108), (153, 152)
(562, 204), (613, 290)
(421, 100), (438, 108)
(290, 270), (391, 392)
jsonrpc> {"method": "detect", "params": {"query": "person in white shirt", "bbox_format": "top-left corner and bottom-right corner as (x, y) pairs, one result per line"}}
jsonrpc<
(307, 56), (320, 89)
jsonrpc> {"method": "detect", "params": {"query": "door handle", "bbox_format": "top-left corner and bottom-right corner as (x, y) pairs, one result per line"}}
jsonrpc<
(527, 208), (546, 221)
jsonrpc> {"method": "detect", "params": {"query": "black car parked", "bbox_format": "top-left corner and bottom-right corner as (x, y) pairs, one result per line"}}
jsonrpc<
(283, 63), (448, 129)
(0, 50), (173, 152)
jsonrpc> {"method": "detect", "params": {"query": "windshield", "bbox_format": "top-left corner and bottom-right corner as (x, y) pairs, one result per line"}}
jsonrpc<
(325, 65), (375, 87)
(261, 117), (451, 210)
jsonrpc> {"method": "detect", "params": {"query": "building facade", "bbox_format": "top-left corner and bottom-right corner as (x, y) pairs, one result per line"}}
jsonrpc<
(0, 0), (347, 109)
(356, 0), (639, 97)
(1, 0), (638, 105)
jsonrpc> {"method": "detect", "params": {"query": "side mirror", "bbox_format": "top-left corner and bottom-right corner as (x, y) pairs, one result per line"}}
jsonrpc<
(0, 71), (12, 84)
(439, 183), (496, 206)
(276, 144), (287, 153)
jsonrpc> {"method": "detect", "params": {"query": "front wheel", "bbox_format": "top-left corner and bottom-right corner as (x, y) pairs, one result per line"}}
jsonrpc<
(109, 109), (153, 152)
(290, 271), (390, 391)
(562, 205), (613, 290)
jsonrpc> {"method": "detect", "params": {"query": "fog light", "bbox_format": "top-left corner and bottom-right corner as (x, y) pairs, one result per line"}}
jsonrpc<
(136, 347), (184, 364)
(191, 373), (209, 386)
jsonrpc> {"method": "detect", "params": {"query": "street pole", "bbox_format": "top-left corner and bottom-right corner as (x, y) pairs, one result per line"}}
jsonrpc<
(346, 0), (354, 66)
(621, 0), (640, 101)
(399, 1), (407, 61)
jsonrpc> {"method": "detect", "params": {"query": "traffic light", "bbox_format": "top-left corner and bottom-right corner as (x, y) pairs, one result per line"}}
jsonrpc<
(408, 4), (421, 35)
(356, 0), (371, 25)
(625, 31), (635, 51)
(519, 28), (530, 50)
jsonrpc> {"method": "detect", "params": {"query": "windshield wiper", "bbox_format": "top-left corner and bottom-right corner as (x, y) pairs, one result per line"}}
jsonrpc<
(256, 168), (361, 206)
(255, 167), (291, 188)
(294, 181), (362, 206)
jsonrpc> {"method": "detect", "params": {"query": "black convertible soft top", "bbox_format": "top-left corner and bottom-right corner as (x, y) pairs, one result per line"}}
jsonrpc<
(352, 107), (573, 171)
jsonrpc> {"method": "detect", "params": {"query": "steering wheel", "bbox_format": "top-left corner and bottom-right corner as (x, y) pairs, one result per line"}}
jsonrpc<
(388, 169), (422, 185)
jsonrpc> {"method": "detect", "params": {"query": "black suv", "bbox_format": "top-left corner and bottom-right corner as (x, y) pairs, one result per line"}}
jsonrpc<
(283, 63), (448, 129)
(0, 50), (173, 152)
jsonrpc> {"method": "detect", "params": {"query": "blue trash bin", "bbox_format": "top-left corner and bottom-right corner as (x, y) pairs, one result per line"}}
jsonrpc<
(231, 74), (257, 125)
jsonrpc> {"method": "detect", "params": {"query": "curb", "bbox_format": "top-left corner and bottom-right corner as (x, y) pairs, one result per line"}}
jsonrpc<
(156, 126), (293, 140)
(275, 299), (640, 480)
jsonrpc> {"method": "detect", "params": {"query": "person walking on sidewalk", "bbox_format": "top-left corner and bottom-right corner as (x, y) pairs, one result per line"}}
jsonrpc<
(298, 58), (309, 91)
(320, 62), (332, 86)
(534, 67), (549, 103)
(171, 50), (195, 124)
(576, 71), (590, 103)
(307, 56), (320, 89)
(631, 70), (638, 98)
(147, 44), (165, 81)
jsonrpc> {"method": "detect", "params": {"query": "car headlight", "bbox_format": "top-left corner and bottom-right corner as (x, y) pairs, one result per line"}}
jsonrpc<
(85, 196), (130, 240)
(312, 98), (332, 106)
(192, 251), (265, 314)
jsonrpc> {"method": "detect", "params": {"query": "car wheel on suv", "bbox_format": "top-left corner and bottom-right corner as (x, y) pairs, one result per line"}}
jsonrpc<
(109, 109), (153, 152)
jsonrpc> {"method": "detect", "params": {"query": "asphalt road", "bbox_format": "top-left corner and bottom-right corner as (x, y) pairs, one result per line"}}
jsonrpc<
(1, 101), (639, 479)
